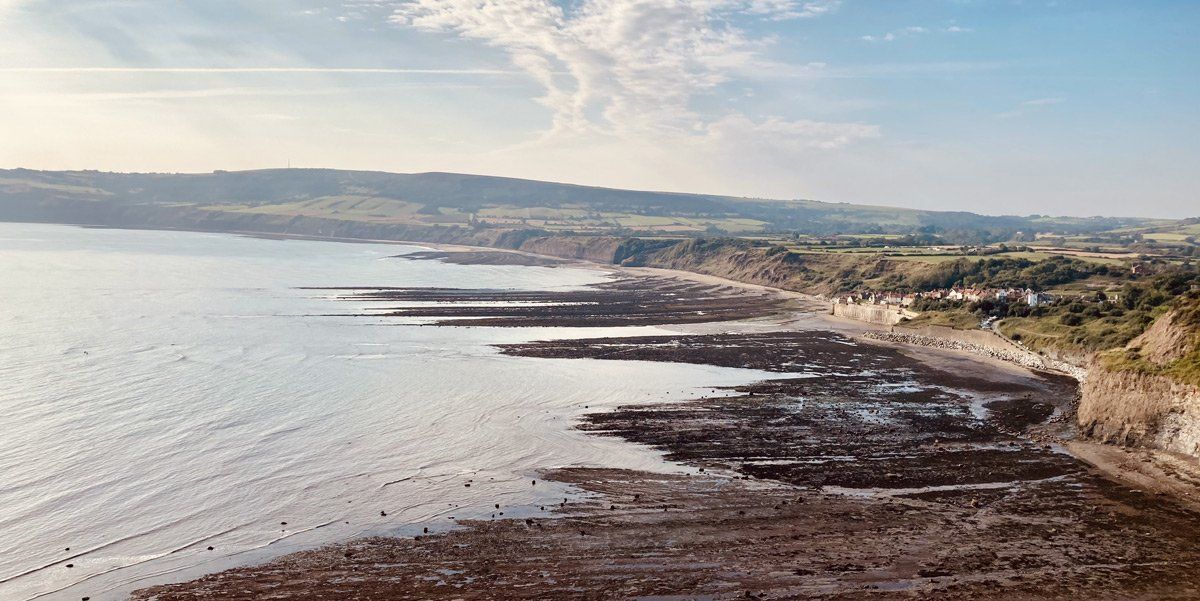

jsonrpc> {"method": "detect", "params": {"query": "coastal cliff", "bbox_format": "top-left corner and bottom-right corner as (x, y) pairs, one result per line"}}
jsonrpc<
(613, 238), (912, 295)
(1079, 297), (1200, 457)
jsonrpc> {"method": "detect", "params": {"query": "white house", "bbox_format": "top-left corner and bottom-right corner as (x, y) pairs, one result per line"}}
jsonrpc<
(1027, 292), (1054, 307)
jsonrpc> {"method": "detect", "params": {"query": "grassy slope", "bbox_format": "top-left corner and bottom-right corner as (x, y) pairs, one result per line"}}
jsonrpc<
(1098, 293), (1200, 386)
(0, 168), (1163, 242)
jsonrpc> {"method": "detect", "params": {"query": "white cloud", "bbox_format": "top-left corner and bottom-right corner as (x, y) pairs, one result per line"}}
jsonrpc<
(746, 0), (841, 20)
(391, 0), (871, 153)
(862, 27), (922, 43)
(702, 113), (880, 150)
(0, 67), (516, 74)
(1021, 96), (1065, 106)
(0, 0), (26, 19)
(862, 23), (970, 43)
(996, 97), (1066, 118)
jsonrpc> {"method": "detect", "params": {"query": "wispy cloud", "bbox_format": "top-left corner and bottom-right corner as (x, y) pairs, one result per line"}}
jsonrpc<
(0, 67), (518, 75)
(391, 0), (871, 151)
(746, 0), (841, 20)
(862, 24), (971, 43)
(0, 84), (515, 107)
(799, 61), (1008, 79)
(862, 26), (926, 43)
(997, 96), (1067, 118)
(1021, 96), (1065, 106)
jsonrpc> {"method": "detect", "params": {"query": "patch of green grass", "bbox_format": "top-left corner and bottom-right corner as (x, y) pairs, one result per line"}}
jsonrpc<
(212, 196), (478, 225)
(1116, 295), (1200, 385)
(0, 177), (111, 196)
(1101, 344), (1200, 387)
(898, 308), (982, 330)
(887, 254), (972, 264)
(997, 308), (1160, 354)
(1143, 232), (1189, 242)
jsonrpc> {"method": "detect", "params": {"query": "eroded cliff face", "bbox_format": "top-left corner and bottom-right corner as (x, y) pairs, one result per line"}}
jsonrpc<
(1080, 369), (1200, 456)
(1080, 304), (1200, 458)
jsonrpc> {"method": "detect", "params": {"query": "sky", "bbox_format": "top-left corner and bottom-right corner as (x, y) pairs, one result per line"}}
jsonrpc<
(0, 1), (1196, 218)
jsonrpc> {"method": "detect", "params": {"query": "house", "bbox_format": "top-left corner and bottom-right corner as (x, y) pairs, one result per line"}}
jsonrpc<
(1027, 292), (1054, 307)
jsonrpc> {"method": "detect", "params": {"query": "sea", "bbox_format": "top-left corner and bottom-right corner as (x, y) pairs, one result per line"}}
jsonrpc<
(0, 222), (783, 600)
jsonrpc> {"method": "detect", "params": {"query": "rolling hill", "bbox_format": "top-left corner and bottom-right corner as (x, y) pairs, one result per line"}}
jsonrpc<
(0, 168), (1163, 244)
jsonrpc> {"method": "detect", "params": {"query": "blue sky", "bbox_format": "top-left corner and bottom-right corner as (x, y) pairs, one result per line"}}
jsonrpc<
(0, 0), (1196, 217)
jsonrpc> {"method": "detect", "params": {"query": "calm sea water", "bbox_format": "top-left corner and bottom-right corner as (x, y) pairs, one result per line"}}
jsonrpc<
(0, 223), (782, 601)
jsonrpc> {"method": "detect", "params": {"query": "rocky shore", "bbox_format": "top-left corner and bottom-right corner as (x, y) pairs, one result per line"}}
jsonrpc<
(308, 274), (804, 327)
(136, 333), (1200, 599)
(131, 265), (1200, 600)
(862, 330), (1089, 381)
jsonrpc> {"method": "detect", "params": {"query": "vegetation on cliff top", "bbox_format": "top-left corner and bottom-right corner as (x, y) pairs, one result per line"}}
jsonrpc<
(1099, 288), (1200, 386)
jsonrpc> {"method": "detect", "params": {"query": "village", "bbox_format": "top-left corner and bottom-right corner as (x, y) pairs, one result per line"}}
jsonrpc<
(833, 286), (1057, 309)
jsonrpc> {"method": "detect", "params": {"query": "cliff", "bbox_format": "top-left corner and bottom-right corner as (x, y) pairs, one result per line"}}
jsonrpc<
(1079, 295), (1200, 457)
(614, 238), (921, 296)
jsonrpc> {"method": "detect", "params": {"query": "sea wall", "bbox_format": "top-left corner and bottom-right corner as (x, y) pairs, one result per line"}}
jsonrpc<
(865, 326), (1088, 380)
(895, 324), (1019, 351)
(831, 303), (906, 326)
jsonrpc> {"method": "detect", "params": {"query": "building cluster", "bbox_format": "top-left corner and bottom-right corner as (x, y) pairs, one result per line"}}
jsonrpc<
(833, 287), (1056, 308)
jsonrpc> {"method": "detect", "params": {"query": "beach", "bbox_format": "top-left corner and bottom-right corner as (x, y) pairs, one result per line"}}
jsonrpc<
(131, 248), (1200, 600)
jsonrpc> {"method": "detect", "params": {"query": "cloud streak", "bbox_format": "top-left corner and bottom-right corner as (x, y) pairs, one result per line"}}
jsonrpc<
(1, 67), (518, 75)
(390, 0), (870, 153)
(862, 24), (971, 43)
(1021, 96), (1065, 106)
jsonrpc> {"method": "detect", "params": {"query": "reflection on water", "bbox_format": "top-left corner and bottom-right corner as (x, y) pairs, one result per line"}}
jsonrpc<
(0, 224), (781, 601)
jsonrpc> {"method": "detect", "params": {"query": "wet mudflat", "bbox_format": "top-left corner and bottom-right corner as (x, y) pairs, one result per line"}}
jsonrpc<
(134, 270), (1200, 600)
(308, 275), (795, 327)
(395, 250), (567, 267)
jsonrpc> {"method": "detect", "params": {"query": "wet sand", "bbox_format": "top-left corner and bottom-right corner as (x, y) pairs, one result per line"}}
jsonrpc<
(132, 255), (1200, 600)
(308, 274), (803, 327)
(394, 250), (569, 267)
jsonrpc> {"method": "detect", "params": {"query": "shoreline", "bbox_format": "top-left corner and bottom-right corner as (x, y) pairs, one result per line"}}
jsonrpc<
(47, 225), (1161, 489)
(135, 321), (1200, 599)
(15, 223), (1198, 599)
(134, 244), (1200, 599)
(104, 225), (1178, 508)
(34, 221), (1098, 382)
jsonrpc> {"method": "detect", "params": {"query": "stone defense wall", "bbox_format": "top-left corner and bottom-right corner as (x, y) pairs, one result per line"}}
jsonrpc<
(895, 324), (1018, 351)
(866, 325), (1088, 381)
(831, 303), (907, 326)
